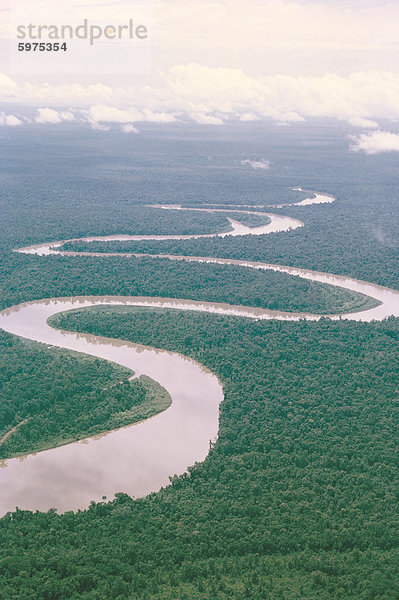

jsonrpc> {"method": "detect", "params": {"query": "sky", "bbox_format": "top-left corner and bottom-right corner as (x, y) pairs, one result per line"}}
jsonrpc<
(1, 0), (399, 152)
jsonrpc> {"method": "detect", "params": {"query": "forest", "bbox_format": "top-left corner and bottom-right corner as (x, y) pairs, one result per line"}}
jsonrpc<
(1, 308), (399, 599)
(60, 197), (399, 293)
(0, 251), (378, 316)
(0, 330), (170, 459)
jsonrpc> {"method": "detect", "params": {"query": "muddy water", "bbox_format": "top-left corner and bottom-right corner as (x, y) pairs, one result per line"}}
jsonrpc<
(0, 298), (223, 515)
(188, 189), (335, 210)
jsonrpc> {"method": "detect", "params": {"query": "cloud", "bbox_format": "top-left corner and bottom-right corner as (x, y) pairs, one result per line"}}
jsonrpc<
(165, 64), (304, 123)
(350, 130), (399, 154)
(3, 0), (399, 80)
(0, 112), (22, 126)
(5, 65), (399, 134)
(35, 108), (74, 124)
(59, 111), (75, 122)
(141, 111), (176, 124)
(347, 116), (378, 129)
(240, 159), (271, 170)
(3, 1), (399, 137)
(89, 120), (109, 131)
(189, 113), (224, 125)
(121, 124), (139, 134)
(17, 103), (174, 131)
(4, 68), (399, 128)
(150, 0), (399, 78)
(88, 104), (140, 124)
(240, 113), (259, 122)
(87, 104), (176, 128)
(0, 73), (19, 97)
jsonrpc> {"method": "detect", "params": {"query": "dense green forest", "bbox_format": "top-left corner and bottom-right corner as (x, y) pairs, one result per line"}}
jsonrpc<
(60, 199), (399, 292)
(0, 330), (170, 459)
(1, 308), (399, 599)
(0, 252), (378, 315)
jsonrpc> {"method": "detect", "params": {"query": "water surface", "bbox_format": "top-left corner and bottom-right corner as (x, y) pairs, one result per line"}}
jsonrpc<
(0, 298), (222, 515)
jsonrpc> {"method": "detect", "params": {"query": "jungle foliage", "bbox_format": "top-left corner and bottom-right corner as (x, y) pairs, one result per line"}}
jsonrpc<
(0, 330), (170, 459)
(1, 308), (399, 599)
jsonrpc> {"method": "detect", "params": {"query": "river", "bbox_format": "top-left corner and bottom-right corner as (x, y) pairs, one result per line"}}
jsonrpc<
(0, 192), (398, 515)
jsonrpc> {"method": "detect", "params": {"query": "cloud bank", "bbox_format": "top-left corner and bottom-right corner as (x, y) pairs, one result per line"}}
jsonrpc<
(351, 130), (399, 154)
(3, 67), (399, 129)
(3, 0), (399, 79)
(35, 108), (75, 124)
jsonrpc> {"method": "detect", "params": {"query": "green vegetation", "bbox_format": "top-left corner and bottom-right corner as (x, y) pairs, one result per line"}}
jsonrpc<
(0, 330), (170, 459)
(60, 210), (399, 292)
(0, 253), (378, 316)
(1, 308), (399, 599)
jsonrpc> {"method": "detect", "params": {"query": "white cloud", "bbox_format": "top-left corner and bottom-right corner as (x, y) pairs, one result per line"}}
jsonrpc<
(87, 104), (176, 127)
(6, 64), (399, 135)
(4, 67), (399, 128)
(121, 124), (139, 134)
(347, 116), (378, 129)
(89, 120), (109, 131)
(59, 111), (75, 122)
(240, 113), (259, 122)
(35, 108), (63, 124)
(0, 73), (19, 97)
(350, 130), (399, 154)
(141, 110), (176, 124)
(0, 112), (22, 126)
(88, 104), (140, 124)
(241, 159), (271, 170)
(189, 113), (224, 125)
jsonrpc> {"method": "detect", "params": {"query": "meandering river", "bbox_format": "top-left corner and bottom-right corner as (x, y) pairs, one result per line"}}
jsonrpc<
(0, 191), (398, 515)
